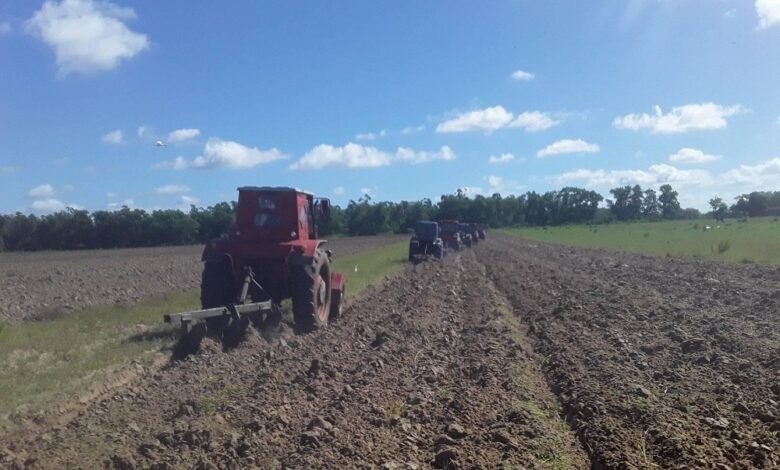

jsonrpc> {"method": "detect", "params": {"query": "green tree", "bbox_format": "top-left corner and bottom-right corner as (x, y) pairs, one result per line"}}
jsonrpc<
(642, 189), (660, 219)
(658, 184), (681, 219)
(708, 196), (728, 222)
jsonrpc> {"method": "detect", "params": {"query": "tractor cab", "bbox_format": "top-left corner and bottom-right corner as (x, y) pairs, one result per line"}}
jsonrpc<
(235, 187), (330, 243)
(438, 219), (463, 252)
(415, 220), (440, 242)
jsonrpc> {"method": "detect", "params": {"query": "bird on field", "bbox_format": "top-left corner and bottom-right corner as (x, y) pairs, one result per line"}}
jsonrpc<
(354, 265), (359, 273)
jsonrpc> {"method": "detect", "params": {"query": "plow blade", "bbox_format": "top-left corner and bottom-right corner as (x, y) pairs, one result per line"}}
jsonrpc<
(164, 300), (273, 333)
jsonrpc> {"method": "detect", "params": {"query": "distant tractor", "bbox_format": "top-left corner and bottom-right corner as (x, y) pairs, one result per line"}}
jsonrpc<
(438, 219), (463, 252)
(408, 221), (444, 261)
(459, 223), (473, 248)
(165, 187), (346, 339)
(476, 224), (486, 240)
(465, 223), (480, 246)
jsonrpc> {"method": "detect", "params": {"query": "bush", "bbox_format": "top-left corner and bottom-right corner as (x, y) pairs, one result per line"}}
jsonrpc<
(715, 240), (731, 254)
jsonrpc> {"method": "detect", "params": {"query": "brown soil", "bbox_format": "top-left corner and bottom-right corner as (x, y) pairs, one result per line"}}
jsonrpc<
(0, 234), (405, 323)
(1, 234), (778, 469)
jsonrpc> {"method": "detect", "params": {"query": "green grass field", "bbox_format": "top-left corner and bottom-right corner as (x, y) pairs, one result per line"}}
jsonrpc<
(0, 241), (407, 428)
(501, 217), (780, 265)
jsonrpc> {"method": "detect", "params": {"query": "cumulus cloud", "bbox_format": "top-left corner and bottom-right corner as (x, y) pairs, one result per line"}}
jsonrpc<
(756, 0), (780, 29)
(167, 128), (200, 143)
(613, 103), (746, 134)
(289, 143), (455, 170)
(30, 198), (83, 213)
(508, 111), (560, 132)
(669, 148), (721, 164)
(156, 184), (190, 194)
(28, 184), (55, 198)
(333, 186), (345, 195)
(395, 146), (455, 164)
(355, 130), (386, 141)
(721, 157), (780, 187)
(102, 129), (123, 144)
(556, 164), (714, 189)
(401, 125), (425, 135)
(537, 139), (600, 158)
(25, 0), (149, 76)
(180, 195), (199, 206)
(510, 69), (534, 81)
(436, 106), (559, 134)
(488, 153), (515, 164)
(155, 138), (288, 170)
(436, 106), (514, 134)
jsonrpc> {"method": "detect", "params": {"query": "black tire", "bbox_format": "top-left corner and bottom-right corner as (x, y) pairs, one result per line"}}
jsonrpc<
(201, 261), (234, 334)
(330, 282), (345, 319)
(408, 241), (417, 261)
(292, 249), (332, 332)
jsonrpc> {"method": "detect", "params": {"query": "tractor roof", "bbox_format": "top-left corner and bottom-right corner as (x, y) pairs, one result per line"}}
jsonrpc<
(238, 186), (313, 196)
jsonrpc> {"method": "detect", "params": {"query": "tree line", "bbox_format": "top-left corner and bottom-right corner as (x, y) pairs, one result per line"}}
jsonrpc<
(1, 188), (778, 252)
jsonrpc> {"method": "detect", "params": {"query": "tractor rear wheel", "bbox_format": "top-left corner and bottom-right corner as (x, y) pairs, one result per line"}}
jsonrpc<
(201, 260), (234, 334)
(292, 249), (332, 332)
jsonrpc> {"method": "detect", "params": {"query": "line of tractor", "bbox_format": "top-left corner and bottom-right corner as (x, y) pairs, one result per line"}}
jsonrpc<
(408, 219), (486, 262)
(163, 186), (487, 352)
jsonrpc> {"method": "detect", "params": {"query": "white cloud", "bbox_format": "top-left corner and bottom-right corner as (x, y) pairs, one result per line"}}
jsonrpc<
(458, 186), (483, 197)
(1, 166), (15, 174)
(401, 125), (425, 135)
(106, 191), (118, 198)
(756, 0), (780, 29)
(137, 125), (151, 138)
(537, 139), (600, 158)
(360, 187), (374, 197)
(156, 184), (190, 194)
(436, 106), (514, 134)
(167, 128), (200, 143)
(28, 184), (55, 198)
(101, 129), (123, 144)
(613, 103), (746, 134)
(510, 69), (534, 81)
(333, 186), (345, 195)
(30, 198), (83, 213)
(395, 146), (455, 164)
(290, 143), (455, 170)
(156, 138), (288, 170)
(556, 163), (714, 189)
(669, 148), (721, 164)
(487, 175), (505, 192)
(291, 143), (391, 170)
(180, 195), (199, 207)
(355, 129), (386, 141)
(25, 0), (149, 76)
(0, 22), (11, 34)
(488, 153), (515, 164)
(508, 111), (560, 132)
(721, 157), (780, 187)
(775, 115), (780, 126)
(723, 8), (737, 19)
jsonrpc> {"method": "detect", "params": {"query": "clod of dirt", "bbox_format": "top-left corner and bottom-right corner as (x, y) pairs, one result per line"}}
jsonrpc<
(444, 423), (467, 439)
(433, 447), (459, 469)
(371, 331), (392, 348)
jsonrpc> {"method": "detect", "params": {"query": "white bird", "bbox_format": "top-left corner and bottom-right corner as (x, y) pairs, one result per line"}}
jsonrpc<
(154, 140), (166, 147)
(354, 265), (359, 273)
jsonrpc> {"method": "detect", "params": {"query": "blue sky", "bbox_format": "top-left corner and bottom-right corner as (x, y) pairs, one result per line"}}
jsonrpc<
(1, 0), (779, 214)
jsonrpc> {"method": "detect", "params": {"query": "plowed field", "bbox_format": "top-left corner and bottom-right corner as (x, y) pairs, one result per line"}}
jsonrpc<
(2, 234), (777, 469)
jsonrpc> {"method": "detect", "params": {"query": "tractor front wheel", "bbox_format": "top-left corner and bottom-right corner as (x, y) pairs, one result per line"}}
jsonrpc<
(292, 249), (332, 332)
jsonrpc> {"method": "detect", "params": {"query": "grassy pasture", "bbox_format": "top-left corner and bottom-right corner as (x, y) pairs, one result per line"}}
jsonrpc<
(0, 241), (407, 428)
(501, 217), (780, 265)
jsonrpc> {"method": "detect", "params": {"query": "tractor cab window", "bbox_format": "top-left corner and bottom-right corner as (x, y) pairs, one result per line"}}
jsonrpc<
(441, 223), (458, 233)
(255, 212), (280, 227)
(258, 196), (276, 210)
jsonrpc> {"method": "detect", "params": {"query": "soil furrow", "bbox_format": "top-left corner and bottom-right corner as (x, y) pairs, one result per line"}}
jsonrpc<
(479, 233), (779, 469)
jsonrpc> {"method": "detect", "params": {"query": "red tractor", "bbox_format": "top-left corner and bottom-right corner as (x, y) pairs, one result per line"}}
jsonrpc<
(438, 219), (463, 252)
(165, 187), (346, 338)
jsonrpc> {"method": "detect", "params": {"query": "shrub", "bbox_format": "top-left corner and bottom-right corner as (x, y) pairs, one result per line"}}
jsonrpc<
(716, 240), (731, 254)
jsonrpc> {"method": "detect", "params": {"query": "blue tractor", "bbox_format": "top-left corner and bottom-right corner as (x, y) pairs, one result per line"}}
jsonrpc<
(408, 221), (444, 261)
